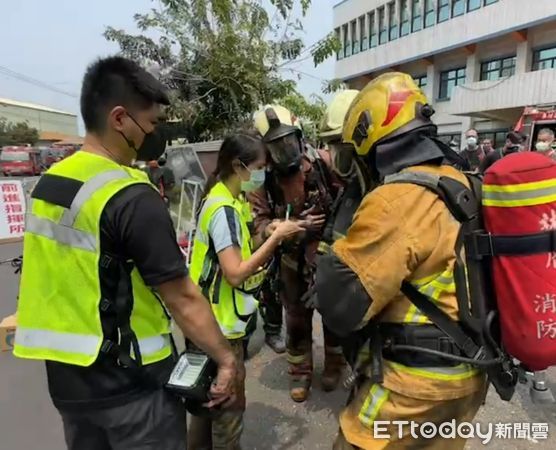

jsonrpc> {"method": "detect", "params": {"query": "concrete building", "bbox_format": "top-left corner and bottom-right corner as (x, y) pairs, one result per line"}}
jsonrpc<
(333, 0), (556, 148)
(0, 97), (78, 139)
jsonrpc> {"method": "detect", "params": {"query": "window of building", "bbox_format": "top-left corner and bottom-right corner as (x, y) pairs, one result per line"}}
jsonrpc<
(480, 56), (516, 80)
(424, 0), (435, 28)
(452, 0), (465, 16)
(335, 28), (343, 60)
(438, 0), (450, 23)
(388, 2), (398, 41)
(400, 0), (410, 36)
(414, 74), (428, 88)
(343, 24), (350, 58)
(351, 20), (359, 55)
(484, 0), (498, 5)
(378, 7), (387, 45)
(369, 12), (378, 48)
(533, 46), (556, 71)
(439, 67), (466, 99)
(359, 15), (368, 51)
(468, 0), (481, 11)
(412, 0), (423, 32)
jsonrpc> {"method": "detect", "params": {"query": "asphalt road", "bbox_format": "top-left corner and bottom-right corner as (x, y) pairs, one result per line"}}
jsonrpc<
(1, 241), (555, 449)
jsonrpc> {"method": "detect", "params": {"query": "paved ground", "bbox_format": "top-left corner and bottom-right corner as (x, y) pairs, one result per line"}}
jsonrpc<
(1, 241), (555, 449)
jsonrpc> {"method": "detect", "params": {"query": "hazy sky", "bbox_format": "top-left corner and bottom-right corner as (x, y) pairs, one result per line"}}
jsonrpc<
(0, 0), (336, 132)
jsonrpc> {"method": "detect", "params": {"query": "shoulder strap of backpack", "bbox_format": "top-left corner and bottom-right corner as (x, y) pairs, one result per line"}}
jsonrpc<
(384, 171), (485, 360)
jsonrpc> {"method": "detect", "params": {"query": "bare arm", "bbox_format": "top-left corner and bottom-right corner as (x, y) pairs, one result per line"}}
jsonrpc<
(218, 220), (303, 287)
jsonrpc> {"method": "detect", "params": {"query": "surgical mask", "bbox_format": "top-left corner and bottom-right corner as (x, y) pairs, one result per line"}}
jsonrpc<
(466, 137), (478, 148)
(240, 163), (266, 192)
(536, 141), (551, 152)
(120, 114), (167, 162)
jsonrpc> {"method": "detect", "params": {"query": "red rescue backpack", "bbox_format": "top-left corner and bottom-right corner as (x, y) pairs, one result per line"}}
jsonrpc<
(483, 152), (556, 371)
(383, 152), (556, 402)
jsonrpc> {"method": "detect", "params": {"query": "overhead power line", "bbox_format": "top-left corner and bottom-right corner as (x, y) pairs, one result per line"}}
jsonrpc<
(0, 65), (78, 98)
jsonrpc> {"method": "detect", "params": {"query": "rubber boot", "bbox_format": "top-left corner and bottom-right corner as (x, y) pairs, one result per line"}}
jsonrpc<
(288, 355), (312, 402)
(321, 346), (347, 392)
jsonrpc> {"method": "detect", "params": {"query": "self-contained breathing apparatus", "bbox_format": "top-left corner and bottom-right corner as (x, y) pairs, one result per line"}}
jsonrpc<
(347, 157), (556, 404)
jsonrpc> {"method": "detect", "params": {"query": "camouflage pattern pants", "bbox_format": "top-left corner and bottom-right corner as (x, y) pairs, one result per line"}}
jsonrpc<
(187, 339), (246, 450)
(280, 262), (342, 377)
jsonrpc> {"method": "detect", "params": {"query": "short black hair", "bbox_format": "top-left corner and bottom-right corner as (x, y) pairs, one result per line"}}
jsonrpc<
(80, 56), (170, 132)
(506, 131), (525, 144)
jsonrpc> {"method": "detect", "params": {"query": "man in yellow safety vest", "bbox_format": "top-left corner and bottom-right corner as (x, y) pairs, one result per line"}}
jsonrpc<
(14, 56), (237, 450)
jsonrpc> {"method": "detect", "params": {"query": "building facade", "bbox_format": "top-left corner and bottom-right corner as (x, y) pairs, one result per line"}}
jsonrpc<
(0, 98), (78, 137)
(333, 0), (556, 148)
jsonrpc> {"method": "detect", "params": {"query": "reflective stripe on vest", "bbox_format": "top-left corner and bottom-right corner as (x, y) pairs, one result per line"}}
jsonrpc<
(189, 182), (258, 339)
(483, 178), (556, 207)
(25, 212), (97, 252)
(16, 328), (171, 359)
(14, 152), (172, 367)
(60, 169), (130, 226)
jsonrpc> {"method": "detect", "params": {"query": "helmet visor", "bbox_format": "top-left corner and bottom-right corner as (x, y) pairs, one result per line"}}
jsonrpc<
(266, 133), (302, 169)
(329, 142), (356, 178)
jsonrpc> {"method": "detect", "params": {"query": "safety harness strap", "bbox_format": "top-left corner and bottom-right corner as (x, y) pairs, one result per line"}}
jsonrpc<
(400, 282), (483, 360)
(469, 230), (556, 258)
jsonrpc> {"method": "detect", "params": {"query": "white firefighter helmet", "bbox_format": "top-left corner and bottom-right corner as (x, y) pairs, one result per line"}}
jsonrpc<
(253, 105), (301, 141)
(319, 89), (360, 140)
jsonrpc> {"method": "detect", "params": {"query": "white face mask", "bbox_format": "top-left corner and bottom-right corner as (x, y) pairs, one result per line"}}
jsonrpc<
(466, 137), (478, 148)
(536, 141), (551, 152)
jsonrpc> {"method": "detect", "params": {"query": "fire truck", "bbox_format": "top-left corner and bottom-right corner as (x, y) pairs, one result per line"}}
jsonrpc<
(514, 105), (556, 151)
(0, 146), (42, 176)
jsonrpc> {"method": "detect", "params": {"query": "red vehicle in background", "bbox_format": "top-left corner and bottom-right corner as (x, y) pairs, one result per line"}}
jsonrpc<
(0, 146), (42, 176)
(514, 106), (556, 150)
(39, 145), (77, 170)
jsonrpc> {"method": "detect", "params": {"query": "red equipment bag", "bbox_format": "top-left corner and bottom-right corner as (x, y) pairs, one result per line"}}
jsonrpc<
(483, 152), (556, 371)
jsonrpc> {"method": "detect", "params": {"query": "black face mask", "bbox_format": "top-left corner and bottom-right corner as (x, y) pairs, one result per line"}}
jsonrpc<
(120, 114), (167, 162)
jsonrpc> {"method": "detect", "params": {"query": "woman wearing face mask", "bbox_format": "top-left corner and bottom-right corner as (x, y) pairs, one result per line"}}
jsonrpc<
(188, 133), (303, 449)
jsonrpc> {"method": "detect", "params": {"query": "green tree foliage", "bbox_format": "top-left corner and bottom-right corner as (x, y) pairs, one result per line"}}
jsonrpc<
(0, 118), (39, 147)
(104, 0), (340, 142)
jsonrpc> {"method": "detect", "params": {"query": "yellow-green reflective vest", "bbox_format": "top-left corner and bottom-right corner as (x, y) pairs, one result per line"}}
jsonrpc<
(189, 182), (258, 339)
(14, 151), (172, 367)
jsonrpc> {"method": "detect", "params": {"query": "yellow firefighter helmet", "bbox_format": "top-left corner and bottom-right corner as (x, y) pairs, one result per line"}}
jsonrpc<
(342, 72), (431, 156)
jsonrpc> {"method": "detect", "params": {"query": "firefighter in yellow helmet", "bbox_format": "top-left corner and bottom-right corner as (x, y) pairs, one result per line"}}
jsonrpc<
(249, 104), (344, 402)
(314, 73), (488, 449)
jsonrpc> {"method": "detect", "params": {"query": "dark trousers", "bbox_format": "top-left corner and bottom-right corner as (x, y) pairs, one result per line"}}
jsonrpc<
(280, 262), (342, 374)
(60, 388), (186, 450)
(259, 281), (283, 336)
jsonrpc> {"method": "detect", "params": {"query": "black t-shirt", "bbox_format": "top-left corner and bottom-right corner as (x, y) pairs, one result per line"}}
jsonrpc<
(480, 150), (503, 173)
(46, 184), (187, 411)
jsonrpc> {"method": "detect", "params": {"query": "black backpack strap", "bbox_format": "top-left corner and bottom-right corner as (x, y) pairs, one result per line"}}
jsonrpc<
(400, 282), (483, 360)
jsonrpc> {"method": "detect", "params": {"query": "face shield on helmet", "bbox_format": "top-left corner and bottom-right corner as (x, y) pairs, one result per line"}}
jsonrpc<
(253, 106), (304, 176)
(265, 132), (303, 176)
(328, 141), (356, 178)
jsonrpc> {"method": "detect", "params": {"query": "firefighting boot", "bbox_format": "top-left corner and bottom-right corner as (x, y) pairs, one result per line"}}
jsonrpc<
(288, 354), (313, 402)
(321, 346), (347, 392)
